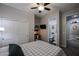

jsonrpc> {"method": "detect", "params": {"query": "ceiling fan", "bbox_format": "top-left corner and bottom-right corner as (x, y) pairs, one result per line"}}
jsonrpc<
(31, 3), (51, 13)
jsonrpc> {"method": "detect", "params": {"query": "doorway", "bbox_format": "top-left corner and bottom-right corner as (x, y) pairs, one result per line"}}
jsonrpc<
(66, 15), (79, 48)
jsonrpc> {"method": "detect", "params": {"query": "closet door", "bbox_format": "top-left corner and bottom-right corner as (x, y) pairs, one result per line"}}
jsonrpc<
(0, 18), (29, 47)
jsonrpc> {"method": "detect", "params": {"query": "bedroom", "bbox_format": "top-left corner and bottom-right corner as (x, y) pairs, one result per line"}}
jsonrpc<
(0, 3), (79, 56)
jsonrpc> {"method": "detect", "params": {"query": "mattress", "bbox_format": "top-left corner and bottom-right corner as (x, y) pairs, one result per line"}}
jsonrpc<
(20, 40), (66, 56)
(0, 40), (66, 56)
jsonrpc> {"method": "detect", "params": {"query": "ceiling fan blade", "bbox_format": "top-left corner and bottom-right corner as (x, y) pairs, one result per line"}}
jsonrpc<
(37, 3), (40, 5)
(31, 7), (37, 9)
(39, 11), (42, 13)
(44, 7), (50, 11)
(44, 3), (50, 6)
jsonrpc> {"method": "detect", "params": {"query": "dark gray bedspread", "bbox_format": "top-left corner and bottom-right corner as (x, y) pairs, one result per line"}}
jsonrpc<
(9, 44), (24, 56)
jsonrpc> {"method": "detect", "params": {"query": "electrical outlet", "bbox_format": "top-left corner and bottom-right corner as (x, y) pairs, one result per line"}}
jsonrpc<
(2, 38), (4, 40)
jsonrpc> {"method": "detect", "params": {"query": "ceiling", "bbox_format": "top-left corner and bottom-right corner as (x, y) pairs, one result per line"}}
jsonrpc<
(3, 3), (79, 17)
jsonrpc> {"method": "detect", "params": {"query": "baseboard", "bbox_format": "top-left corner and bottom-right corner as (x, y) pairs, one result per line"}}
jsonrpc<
(61, 44), (66, 48)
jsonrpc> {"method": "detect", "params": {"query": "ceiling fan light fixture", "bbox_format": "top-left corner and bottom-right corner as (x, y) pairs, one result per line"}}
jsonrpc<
(38, 5), (44, 11)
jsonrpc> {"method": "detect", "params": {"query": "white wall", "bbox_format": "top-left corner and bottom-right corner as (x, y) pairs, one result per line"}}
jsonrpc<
(0, 4), (34, 47)
(35, 16), (41, 25)
(0, 19), (30, 47)
(40, 10), (60, 45)
(61, 9), (79, 47)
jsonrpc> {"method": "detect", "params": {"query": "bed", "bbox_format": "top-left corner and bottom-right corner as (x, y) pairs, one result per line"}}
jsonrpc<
(0, 40), (66, 56)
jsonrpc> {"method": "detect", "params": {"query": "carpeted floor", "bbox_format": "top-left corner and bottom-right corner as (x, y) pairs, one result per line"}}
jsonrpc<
(61, 40), (79, 56)
(62, 47), (79, 56)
